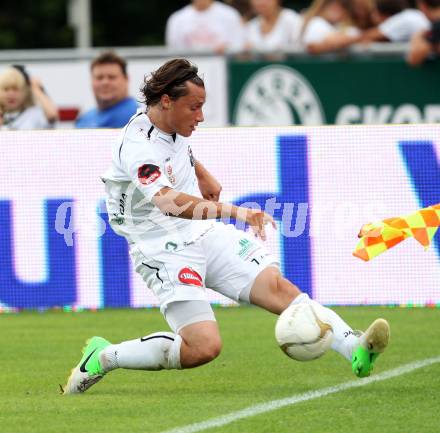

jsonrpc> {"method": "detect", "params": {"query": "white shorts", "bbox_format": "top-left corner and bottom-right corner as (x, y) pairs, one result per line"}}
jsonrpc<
(164, 300), (216, 333)
(130, 222), (279, 313)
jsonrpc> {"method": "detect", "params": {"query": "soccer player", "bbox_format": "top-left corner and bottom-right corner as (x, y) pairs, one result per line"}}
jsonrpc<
(63, 59), (390, 394)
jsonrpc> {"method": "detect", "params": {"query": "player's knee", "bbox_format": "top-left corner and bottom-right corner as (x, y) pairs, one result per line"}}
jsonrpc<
(181, 328), (222, 367)
(268, 268), (302, 308)
(195, 337), (222, 365)
(266, 267), (284, 296)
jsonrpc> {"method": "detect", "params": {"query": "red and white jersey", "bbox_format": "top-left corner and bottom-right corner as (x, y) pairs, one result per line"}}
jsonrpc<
(102, 109), (211, 251)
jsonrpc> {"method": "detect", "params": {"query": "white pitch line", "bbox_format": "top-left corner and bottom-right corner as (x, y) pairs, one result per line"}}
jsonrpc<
(160, 356), (440, 433)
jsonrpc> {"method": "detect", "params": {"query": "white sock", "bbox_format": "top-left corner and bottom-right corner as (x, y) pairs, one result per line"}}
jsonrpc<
(99, 332), (182, 372)
(291, 293), (359, 361)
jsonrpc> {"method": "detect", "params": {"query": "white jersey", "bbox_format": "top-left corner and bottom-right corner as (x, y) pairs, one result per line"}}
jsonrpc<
(102, 109), (211, 253)
(103, 111), (278, 311)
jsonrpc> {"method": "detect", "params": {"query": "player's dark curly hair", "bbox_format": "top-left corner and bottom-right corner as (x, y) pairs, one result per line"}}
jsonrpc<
(141, 59), (204, 107)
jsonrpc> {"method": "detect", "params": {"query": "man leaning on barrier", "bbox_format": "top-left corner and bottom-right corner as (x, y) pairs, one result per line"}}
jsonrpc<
(75, 51), (138, 129)
(62, 58), (390, 394)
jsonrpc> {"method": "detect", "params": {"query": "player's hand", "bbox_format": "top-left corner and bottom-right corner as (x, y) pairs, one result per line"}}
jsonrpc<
(198, 174), (222, 202)
(245, 209), (276, 241)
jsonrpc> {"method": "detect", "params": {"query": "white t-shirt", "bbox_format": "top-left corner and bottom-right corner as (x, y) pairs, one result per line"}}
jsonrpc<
(301, 16), (360, 46)
(302, 16), (335, 45)
(245, 9), (302, 51)
(102, 109), (211, 252)
(166, 1), (245, 52)
(2, 105), (52, 130)
(379, 9), (430, 42)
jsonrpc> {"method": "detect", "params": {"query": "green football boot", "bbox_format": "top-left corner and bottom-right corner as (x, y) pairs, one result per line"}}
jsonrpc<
(352, 318), (390, 378)
(62, 336), (111, 395)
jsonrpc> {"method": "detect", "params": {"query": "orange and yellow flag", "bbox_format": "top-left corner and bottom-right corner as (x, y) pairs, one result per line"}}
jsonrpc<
(353, 203), (440, 261)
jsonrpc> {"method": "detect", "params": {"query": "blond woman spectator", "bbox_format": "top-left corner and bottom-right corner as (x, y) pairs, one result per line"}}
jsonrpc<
(0, 65), (58, 130)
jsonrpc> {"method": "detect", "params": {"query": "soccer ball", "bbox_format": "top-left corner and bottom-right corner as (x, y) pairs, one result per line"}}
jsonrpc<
(275, 303), (333, 361)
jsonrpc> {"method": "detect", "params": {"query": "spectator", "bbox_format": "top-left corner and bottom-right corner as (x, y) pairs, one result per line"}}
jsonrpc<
(165, 0), (245, 53)
(300, 0), (361, 54)
(76, 52), (138, 128)
(0, 65), (58, 130)
(245, 0), (302, 51)
(347, 0), (375, 30)
(225, 0), (255, 22)
(407, 0), (440, 65)
(361, 0), (430, 42)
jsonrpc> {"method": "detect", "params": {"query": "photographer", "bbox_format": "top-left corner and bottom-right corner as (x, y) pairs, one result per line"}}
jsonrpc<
(407, 0), (440, 65)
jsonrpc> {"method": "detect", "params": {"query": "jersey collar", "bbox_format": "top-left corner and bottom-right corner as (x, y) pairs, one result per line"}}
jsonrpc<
(146, 112), (177, 143)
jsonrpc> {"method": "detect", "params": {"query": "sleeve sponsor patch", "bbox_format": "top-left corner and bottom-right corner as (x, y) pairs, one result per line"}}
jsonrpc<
(138, 164), (161, 185)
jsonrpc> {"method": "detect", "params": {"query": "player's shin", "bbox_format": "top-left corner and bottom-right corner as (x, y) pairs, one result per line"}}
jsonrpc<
(291, 293), (358, 361)
(99, 332), (182, 372)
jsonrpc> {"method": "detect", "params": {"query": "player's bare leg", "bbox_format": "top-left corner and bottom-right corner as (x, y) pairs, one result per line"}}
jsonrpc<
(249, 266), (390, 377)
(178, 321), (222, 368)
(249, 265), (301, 313)
(63, 311), (220, 394)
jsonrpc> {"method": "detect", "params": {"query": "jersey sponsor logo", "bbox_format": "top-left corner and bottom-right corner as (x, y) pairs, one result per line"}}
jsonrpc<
(138, 164), (161, 185)
(178, 267), (203, 287)
(112, 215), (124, 225)
(164, 160), (176, 185)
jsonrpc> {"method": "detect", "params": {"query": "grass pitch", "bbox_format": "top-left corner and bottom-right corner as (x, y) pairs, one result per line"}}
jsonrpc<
(1, 306), (439, 433)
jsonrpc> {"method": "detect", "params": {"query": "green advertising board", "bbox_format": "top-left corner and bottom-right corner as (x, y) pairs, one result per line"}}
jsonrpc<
(229, 55), (440, 125)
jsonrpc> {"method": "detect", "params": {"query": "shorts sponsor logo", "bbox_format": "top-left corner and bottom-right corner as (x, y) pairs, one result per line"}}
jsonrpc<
(238, 238), (261, 261)
(165, 241), (178, 252)
(138, 164), (161, 185)
(178, 267), (203, 287)
(238, 238), (255, 258)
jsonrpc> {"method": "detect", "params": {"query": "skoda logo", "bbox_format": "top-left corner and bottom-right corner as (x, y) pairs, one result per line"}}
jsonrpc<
(234, 65), (325, 126)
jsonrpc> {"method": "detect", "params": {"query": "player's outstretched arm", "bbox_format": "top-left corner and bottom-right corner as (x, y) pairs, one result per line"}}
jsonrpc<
(152, 187), (275, 240)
